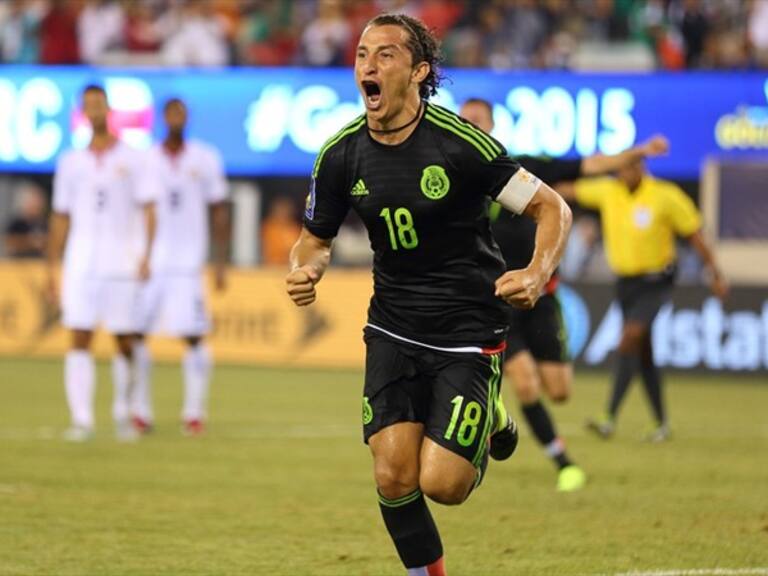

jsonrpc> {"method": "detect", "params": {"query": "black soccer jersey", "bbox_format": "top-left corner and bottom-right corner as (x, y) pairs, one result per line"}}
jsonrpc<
(491, 156), (581, 271)
(304, 103), (523, 348)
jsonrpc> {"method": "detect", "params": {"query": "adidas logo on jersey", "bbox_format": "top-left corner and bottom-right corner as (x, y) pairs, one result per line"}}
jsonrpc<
(351, 179), (370, 196)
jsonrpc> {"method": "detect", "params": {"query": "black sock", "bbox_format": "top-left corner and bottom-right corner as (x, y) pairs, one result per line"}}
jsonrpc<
(640, 360), (665, 425)
(522, 401), (573, 470)
(608, 353), (639, 420)
(378, 489), (443, 569)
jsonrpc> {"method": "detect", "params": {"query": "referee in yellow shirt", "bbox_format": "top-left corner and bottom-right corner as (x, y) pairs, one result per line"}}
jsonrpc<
(561, 156), (727, 441)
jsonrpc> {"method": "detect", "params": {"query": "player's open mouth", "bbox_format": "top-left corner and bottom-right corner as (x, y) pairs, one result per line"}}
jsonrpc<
(362, 81), (382, 110)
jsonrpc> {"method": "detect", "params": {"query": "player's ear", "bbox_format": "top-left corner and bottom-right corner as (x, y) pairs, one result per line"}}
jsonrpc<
(411, 61), (430, 85)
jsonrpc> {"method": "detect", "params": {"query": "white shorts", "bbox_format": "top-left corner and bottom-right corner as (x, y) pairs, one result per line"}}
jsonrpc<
(62, 273), (143, 334)
(139, 273), (209, 337)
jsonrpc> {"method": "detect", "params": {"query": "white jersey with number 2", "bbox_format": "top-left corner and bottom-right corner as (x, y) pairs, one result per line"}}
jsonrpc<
(146, 140), (227, 275)
(53, 141), (156, 278)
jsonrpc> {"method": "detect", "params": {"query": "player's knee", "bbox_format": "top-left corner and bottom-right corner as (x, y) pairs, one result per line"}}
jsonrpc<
(619, 324), (646, 354)
(113, 334), (134, 358)
(419, 469), (472, 506)
(186, 335), (202, 347)
(513, 378), (540, 404)
(547, 386), (569, 403)
(505, 357), (540, 404)
(374, 459), (419, 500)
(71, 330), (93, 350)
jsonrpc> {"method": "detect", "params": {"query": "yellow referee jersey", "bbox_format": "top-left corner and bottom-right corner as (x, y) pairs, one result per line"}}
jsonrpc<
(575, 175), (701, 277)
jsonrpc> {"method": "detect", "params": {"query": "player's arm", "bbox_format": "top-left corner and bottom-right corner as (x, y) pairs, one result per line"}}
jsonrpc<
(288, 142), (349, 307)
(286, 228), (333, 307)
(46, 212), (70, 303)
(664, 182), (727, 300)
(493, 170), (572, 308)
(47, 155), (72, 303)
(138, 203), (156, 281)
(210, 201), (230, 291)
(580, 134), (669, 176)
(687, 230), (728, 300)
(555, 135), (669, 201)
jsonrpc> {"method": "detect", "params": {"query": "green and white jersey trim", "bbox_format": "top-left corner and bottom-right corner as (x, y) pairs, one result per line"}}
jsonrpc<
(424, 104), (504, 162)
(312, 115), (366, 178)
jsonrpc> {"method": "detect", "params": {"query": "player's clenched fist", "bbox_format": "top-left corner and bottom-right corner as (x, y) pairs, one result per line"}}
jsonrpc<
(494, 268), (546, 309)
(286, 266), (320, 306)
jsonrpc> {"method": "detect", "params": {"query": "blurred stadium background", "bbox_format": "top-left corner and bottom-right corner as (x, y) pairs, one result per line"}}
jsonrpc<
(0, 1), (767, 575)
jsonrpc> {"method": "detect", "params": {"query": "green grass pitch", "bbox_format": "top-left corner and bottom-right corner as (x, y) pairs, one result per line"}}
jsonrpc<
(0, 357), (766, 575)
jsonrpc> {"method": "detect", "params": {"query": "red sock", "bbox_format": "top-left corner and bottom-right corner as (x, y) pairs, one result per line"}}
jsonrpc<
(407, 556), (446, 576)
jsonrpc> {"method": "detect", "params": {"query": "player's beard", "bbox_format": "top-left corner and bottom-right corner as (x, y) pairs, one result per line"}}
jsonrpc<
(91, 119), (108, 136)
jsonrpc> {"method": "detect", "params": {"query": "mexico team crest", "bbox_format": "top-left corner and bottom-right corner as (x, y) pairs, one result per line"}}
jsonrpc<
(420, 165), (450, 200)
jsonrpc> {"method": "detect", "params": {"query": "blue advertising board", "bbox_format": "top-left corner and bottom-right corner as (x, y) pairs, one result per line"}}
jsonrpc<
(0, 66), (766, 178)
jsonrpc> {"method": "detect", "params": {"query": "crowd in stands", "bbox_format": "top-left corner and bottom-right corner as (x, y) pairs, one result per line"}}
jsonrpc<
(1, 0), (767, 70)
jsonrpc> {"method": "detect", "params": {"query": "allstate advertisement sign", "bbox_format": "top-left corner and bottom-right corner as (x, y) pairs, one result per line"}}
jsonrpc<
(562, 283), (768, 372)
(0, 66), (766, 178)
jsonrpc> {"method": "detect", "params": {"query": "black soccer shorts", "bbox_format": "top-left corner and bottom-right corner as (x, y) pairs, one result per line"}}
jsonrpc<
(505, 292), (570, 363)
(362, 328), (503, 468)
(616, 271), (674, 326)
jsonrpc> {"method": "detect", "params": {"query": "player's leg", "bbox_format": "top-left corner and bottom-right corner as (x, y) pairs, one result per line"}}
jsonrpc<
(364, 332), (445, 575)
(111, 333), (138, 441)
(508, 294), (585, 489)
(639, 330), (668, 440)
(61, 271), (97, 441)
(167, 274), (211, 435)
(130, 334), (153, 432)
(586, 319), (645, 438)
(419, 438), (478, 505)
(130, 276), (161, 431)
(370, 423), (445, 576)
(64, 329), (96, 440)
(181, 335), (211, 436)
(103, 279), (143, 440)
(421, 350), (504, 504)
(507, 352), (575, 471)
(587, 278), (645, 438)
(537, 360), (586, 491)
(538, 361), (573, 403)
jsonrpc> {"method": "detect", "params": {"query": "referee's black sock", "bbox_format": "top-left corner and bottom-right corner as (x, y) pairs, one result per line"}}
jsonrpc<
(522, 400), (572, 470)
(378, 489), (444, 570)
(608, 353), (639, 420)
(640, 359), (666, 426)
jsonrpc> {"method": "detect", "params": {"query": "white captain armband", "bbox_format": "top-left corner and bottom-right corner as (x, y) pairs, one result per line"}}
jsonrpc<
(496, 168), (542, 215)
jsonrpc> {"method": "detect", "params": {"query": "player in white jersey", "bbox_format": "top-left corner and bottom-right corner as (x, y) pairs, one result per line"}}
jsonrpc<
(46, 84), (157, 442)
(131, 98), (229, 436)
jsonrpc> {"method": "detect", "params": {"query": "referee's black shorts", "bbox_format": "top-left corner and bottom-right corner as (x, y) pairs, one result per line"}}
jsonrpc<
(616, 268), (675, 326)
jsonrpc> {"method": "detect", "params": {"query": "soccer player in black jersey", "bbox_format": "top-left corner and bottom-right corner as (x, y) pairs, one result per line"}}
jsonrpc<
(286, 15), (571, 576)
(460, 98), (670, 491)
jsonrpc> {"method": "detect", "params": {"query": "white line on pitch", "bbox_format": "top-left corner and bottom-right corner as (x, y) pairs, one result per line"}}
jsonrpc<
(0, 424), (360, 441)
(593, 568), (768, 576)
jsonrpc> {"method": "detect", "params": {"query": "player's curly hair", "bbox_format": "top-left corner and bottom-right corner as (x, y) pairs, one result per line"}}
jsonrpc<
(367, 13), (444, 100)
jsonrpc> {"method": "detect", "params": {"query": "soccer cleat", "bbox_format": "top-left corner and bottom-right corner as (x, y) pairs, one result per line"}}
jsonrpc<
(182, 419), (206, 437)
(644, 423), (671, 443)
(63, 425), (94, 443)
(557, 465), (587, 492)
(131, 416), (154, 435)
(489, 398), (518, 461)
(115, 419), (140, 443)
(585, 416), (615, 439)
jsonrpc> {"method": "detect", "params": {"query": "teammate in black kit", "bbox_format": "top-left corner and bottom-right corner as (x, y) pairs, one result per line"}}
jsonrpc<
(286, 15), (571, 576)
(460, 98), (670, 491)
